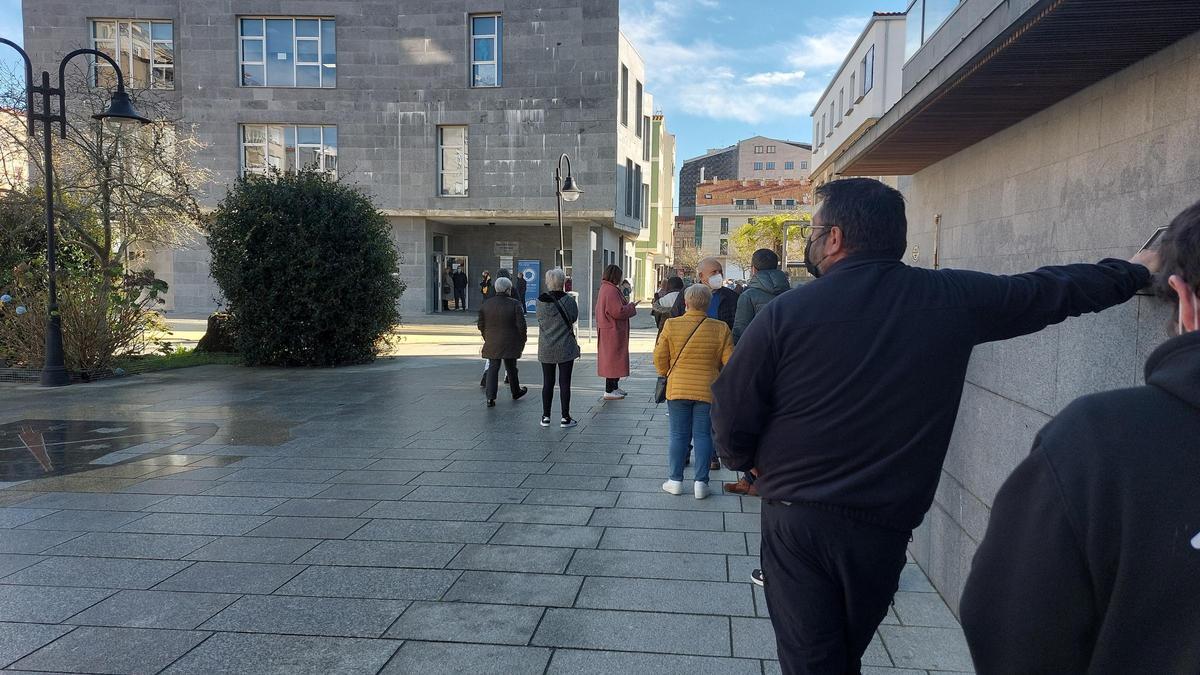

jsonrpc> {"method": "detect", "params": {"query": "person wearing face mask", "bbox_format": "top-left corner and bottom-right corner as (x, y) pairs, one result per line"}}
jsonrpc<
(710, 178), (1158, 675)
(958, 199), (1200, 674)
(670, 257), (738, 330)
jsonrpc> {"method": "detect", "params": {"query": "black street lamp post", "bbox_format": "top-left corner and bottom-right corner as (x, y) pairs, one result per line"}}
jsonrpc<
(0, 38), (151, 387)
(554, 153), (583, 273)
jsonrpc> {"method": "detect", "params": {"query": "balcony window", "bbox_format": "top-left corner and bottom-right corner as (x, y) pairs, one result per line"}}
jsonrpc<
(906, 0), (961, 60)
(91, 20), (174, 89)
(240, 17), (336, 87)
(438, 126), (468, 196)
(734, 199), (757, 210)
(470, 15), (502, 87)
(241, 124), (337, 177)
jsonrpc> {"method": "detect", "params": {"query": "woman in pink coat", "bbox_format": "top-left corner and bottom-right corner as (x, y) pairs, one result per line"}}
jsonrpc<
(595, 264), (638, 400)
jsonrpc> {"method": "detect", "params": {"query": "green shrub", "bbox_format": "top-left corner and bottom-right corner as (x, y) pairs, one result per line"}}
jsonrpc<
(206, 170), (404, 366)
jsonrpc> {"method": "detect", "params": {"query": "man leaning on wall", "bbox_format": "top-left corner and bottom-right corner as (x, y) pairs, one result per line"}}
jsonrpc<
(710, 178), (1159, 675)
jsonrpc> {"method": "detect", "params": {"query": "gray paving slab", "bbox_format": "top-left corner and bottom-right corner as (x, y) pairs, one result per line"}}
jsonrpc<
(385, 601), (544, 644)
(360, 459), (454, 472)
(546, 649), (763, 675)
(567, 548), (728, 581)
(443, 570), (583, 607)
(380, 641), (552, 675)
(116, 512), (272, 536)
(0, 554), (43, 578)
(489, 522), (604, 548)
(616, 491), (744, 512)
(223, 468), (343, 483)
(64, 590), (240, 629)
(15, 493), (169, 512)
(547, 462), (632, 477)
(447, 544), (575, 574)
(731, 616), (777, 659)
(898, 563), (937, 592)
(0, 529), (84, 554)
(489, 504), (594, 525)
(0, 585), (114, 622)
(409, 471), (530, 487)
(10, 626), (209, 674)
(312, 483), (419, 501)
(350, 519), (500, 544)
(162, 467), (240, 481)
(589, 507), (726, 531)
(444, 460), (551, 475)
(326, 469), (423, 485)
(42, 532), (215, 559)
(361, 500), (498, 521)
(200, 481), (329, 498)
(295, 539), (462, 568)
(117, 479), (222, 495)
(3, 556), (192, 589)
(576, 576), (756, 616)
(864, 634), (896, 667)
(268, 457), (375, 470)
(0, 622), (74, 670)
(160, 632), (399, 675)
(533, 607), (731, 656)
(15, 510), (149, 532)
(521, 488), (619, 507)
(147, 495), (288, 515)
(724, 512), (762, 532)
(200, 594), (407, 638)
(263, 498), (376, 518)
(183, 535), (318, 563)
(275, 565), (460, 600)
(598, 527), (748, 554)
(155, 561), (305, 594)
(0, 509), (58, 529)
(892, 590), (962, 628)
(404, 485), (530, 504)
(246, 516), (369, 539)
(520, 474), (612, 491)
(878, 625), (975, 672)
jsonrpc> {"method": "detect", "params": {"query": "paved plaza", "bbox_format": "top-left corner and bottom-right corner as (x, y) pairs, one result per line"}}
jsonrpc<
(0, 316), (974, 674)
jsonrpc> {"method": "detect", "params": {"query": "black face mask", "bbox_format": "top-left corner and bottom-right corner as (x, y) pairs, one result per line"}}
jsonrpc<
(804, 230), (831, 278)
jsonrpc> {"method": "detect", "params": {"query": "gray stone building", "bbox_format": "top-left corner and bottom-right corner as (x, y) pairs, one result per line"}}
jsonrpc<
(20, 0), (655, 318)
(677, 136), (811, 219)
(832, 0), (1200, 612)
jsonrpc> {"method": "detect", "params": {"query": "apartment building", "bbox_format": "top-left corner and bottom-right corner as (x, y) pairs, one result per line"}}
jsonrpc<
(678, 136), (811, 219)
(693, 178), (812, 279)
(832, 0), (1200, 612)
(20, 1), (656, 319)
(633, 113), (675, 300)
(809, 12), (905, 188)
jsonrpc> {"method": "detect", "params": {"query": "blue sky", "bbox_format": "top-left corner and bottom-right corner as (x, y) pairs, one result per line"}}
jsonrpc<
(0, 0), (906, 166)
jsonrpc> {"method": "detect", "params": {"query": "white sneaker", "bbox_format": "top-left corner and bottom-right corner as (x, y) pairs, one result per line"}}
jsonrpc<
(694, 481), (710, 499)
(603, 391), (626, 400)
(560, 417), (578, 428)
(662, 480), (685, 495)
(614, 388), (628, 397)
(540, 416), (551, 427)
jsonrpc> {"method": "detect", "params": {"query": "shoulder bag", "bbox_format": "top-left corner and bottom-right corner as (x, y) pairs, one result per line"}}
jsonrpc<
(654, 318), (706, 404)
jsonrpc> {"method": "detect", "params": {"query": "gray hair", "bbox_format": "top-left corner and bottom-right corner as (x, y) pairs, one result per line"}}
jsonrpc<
(684, 283), (713, 311)
(494, 277), (513, 293)
(545, 268), (566, 291)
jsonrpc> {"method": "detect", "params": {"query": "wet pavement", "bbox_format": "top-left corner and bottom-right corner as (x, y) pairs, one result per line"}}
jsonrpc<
(0, 316), (974, 674)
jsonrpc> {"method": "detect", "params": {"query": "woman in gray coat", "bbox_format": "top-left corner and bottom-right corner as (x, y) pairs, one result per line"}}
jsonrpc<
(536, 268), (581, 428)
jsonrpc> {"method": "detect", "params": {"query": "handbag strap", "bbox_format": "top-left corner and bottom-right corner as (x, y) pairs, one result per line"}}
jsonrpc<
(666, 318), (706, 378)
(551, 297), (576, 338)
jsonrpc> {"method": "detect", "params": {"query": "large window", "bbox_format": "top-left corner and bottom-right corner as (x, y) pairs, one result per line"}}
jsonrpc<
(241, 124), (337, 176)
(470, 14), (502, 87)
(766, 145), (776, 154)
(754, 162), (764, 171)
(642, 116), (651, 161)
(620, 66), (629, 127)
(635, 81), (643, 137)
(625, 159), (634, 217)
(766, 162), (776, 170)
(240, 18), (336, 87)
(91, 20), (174, 89)
(839, 89), (845, 119)
(784, 161), (795, 170)
(850, 73), (858, 104)
(720, 218), (729, 235)
(906, 0), (960, 60)
(862, 45), (875, 96)
(438, 126), (468, 197)
(633, 164), (643, 220)
(641, 184), (650, 228)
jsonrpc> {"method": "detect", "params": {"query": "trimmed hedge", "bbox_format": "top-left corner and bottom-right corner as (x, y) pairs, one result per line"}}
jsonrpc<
(207, 170), (403, 366)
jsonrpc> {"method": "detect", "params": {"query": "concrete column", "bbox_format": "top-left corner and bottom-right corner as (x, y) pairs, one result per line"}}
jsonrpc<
(571, 222), (597, 334)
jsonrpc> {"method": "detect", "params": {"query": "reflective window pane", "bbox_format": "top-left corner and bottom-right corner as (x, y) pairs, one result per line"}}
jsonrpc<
(93, 21), (116, 40)
(471, 16), (496, 36)
(472, 64), (497, 87)
(296, 64), (320, 86)
(244, 145), (265, 170)
(298, 146), (319, 170)
(322, 65), (336, 87)
(265, 19), (295, 86)
(241, 64), (264, 86)
(321, 20), (336, 65)
(153, 66), (174, 89)
(240, 18), (264, 37)
(267, 127), (286, 170)
(473, 37), (494, 62)
(151, 22), (172, 40)
(322, 127), (337, 148)
(154, 41), (173, 66)
(242, 39), (263, 63)
(296, 39), (319, 63)
(295, 19), (320, 37)
(297, 126), (322, 144)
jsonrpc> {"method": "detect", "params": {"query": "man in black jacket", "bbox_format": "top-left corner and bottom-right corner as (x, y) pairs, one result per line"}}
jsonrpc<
(671, 256), (737, 329)
(478, 276), (529, 407)
(959, 200), (1200, 674)
(710, 178), (1157, 675)
(451, 267), (468, 310)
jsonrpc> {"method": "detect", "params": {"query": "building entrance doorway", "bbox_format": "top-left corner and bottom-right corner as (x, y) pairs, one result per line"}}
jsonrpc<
(445, 255), (470, 312)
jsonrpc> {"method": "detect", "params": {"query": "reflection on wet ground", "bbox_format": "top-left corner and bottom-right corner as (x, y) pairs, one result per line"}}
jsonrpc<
(0, 420), (219, 482)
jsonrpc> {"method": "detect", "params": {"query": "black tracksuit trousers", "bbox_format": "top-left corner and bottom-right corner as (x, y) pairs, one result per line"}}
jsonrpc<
(761, 500), (910, 675)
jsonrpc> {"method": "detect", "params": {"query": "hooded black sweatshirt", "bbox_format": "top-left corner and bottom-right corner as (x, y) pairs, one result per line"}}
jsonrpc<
(960, 329), (1200, 674)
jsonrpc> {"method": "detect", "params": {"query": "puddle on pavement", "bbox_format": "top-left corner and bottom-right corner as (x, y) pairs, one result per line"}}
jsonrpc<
(0, 419), (218, 482)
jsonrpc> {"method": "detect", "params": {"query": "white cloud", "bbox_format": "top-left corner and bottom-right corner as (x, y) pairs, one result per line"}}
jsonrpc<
(788, 16), (866, 70)
(745, 70), (808, 87)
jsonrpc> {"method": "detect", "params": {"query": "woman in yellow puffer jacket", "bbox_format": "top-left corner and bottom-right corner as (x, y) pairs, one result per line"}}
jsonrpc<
(654, 284), (734, 499)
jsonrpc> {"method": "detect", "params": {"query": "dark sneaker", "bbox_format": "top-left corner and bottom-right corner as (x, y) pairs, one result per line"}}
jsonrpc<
(540, 416), (552, 427)
(751, 569), (765, 587)
(513, 387), (529, 400)
(486, 400), (496, 408)
(560, 417), (578, 429)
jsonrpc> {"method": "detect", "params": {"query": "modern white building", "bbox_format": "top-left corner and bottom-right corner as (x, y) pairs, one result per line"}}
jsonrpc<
(809, 11), (906, 188)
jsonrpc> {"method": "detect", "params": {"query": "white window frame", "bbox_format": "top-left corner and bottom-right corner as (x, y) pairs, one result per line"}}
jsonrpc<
(438, 125), (469, 197)
(766, 145), (776, 154)
(784, 161), (795, 170)
(753, 162), (764, 171)
(753, 145), (764, 154)
(470, 14), (502, 88)
(240, 124), (337, 177)
(862, 45), (875, 96)
(720, 218), (729, 234)
(91, 19), (174, 89)
(239, 17), (336, 88)
(766, 161), (776, 170)
(801, 161), (809, 170)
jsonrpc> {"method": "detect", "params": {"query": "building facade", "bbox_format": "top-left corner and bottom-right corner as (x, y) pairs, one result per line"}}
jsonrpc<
(693, 178), (812, 279)
(678, 136), (811, 219)
(833, 0), (1200, 613)
(20, 1), (655, 320)
(633, 113), (675, 300)
(809, 12), (905, 188)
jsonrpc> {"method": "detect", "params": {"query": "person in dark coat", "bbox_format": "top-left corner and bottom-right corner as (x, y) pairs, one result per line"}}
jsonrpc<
(959, 201), (1197, 675)
(452, 267), (468, 310)
(479, 271), (493, 299)
(536, 268), (581, 428)
(732, 249), (790, 344)
(670, 256), (737, 329)
(477, 276), (529, 407)
(710, 178), (1157, 675)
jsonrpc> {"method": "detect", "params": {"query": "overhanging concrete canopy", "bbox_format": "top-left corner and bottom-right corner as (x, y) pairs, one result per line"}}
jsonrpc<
(839, 0), (1200, 176)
